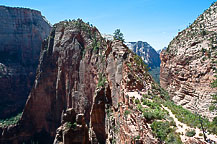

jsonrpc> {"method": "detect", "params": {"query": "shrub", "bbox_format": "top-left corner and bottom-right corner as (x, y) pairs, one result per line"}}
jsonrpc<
(213, 117), (217, 125)
(209, 104), (217, 111)
(137, 104), (143, 112)
(165, 133), (182, 144)
(65, 122), (72, 129)
(135, 98), (140, 104)
(133, 54), (148, 70)
(169, 119), (177, 127)
(207, 118), (217, 135)
(124, 110), (130, 116)
(65, 122), (77, 129)
(135, 135), (140, 140)
(72, 122), (77, 128)
(151, 121), (172, 141)
(212, 72), (217, 80)
(143, 108), (165, 121)
(185, 129), (196, 137)
(97, 73), (106, 87)
(142, 99), (161, 110)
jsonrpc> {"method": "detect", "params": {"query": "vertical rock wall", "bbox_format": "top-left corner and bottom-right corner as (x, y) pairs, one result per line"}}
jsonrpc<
(0, 6), (51, 118)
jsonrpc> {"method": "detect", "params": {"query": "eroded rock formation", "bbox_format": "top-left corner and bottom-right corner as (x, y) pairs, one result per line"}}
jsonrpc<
(0, 6), (51, 118)
(160, 2), (217, 119)
(0, 19), (158, 144)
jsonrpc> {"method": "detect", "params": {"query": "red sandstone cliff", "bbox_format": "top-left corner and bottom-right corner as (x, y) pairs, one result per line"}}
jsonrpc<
(0, 19), (159, 144)
(0, 6), (51, 118)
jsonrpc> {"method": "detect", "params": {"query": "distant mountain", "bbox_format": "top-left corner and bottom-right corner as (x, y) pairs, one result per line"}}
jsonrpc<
(126, 41), (161, 83)
(157, 47), (167, 54)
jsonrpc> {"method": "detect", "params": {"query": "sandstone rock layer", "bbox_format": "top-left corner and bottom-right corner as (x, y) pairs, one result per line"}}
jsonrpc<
(160, 2), (217, 119)
(0, 20), (158, 144)
(0, 6), (51, 118)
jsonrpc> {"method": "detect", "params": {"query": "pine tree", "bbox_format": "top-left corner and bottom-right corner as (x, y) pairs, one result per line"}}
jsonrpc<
(113, 29), (124, 42)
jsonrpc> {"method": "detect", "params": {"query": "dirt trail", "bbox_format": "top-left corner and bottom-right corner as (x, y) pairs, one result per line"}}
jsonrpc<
(162, 106), (217, 143)
(125, 91), (217, 143)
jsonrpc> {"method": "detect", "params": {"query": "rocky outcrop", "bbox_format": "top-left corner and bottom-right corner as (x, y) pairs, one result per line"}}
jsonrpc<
(0, 20), (158, 144)
(160, 2), (217, 119)
(0, 6), (51, 118)
(126, 41), (161, 83)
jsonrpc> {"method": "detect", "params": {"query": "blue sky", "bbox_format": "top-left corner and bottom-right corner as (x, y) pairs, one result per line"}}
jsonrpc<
(0, 0), (215, 50)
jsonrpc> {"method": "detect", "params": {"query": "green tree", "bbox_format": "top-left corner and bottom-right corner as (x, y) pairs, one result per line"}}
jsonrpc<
(113, 29), (124, 42)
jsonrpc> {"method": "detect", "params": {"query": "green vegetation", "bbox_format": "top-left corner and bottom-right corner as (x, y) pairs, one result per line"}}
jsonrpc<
(149, 67), (160, 84)
(142, 98), (161, 109)
(201, 48), (206, 55)
(163, 101), (217, 135)
(143, 108), (166, 121)
(133, 88), (183, 143)
(185, 129), (196, 137)
(211, 76), (217, 88)
(91, 31), (101, 54)
(210, 72), (217, 113)
(133, 54), (149, 71)
(138, 98), (167, 121)
(209, 94), (217, 111)
(135, 135), (140, 140)
(165, 133), (183, 144)
(164, 101), (205, 128)
(65, 122), (77, 129)
(138, 83), (217, 137)
(142, 98), (182, 143)
(134, 98), (140, 104)
(124, 110), (131, 116)
(113, 29), (124, 42)
(201, 30), (207, 37)
(151, 121), (172, 142)
(106, 108), (112, 117)
(0, 112), (22, 126)
(65, 122), (72, 129)
(97, 73), (106, 87)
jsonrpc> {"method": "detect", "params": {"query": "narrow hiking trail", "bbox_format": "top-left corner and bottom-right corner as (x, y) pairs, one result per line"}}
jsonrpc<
(125, 91), (217, 143)
(162, 106), (217, 143)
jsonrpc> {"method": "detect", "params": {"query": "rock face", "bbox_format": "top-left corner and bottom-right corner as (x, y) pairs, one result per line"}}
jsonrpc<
(160, 2), (217, 119)
(0, 6), (51, 118)
(126, 41), (161, 83)
(0, 20), (158, 144)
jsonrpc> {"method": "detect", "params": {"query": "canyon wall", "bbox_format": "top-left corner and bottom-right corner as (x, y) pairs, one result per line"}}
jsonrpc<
(160, 2), (217, 119)
(0, 6), (51, 118)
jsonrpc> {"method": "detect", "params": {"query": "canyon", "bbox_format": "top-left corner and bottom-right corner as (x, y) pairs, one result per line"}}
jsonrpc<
(0, 6), (51, 119)
(0, 2), (217, 144)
